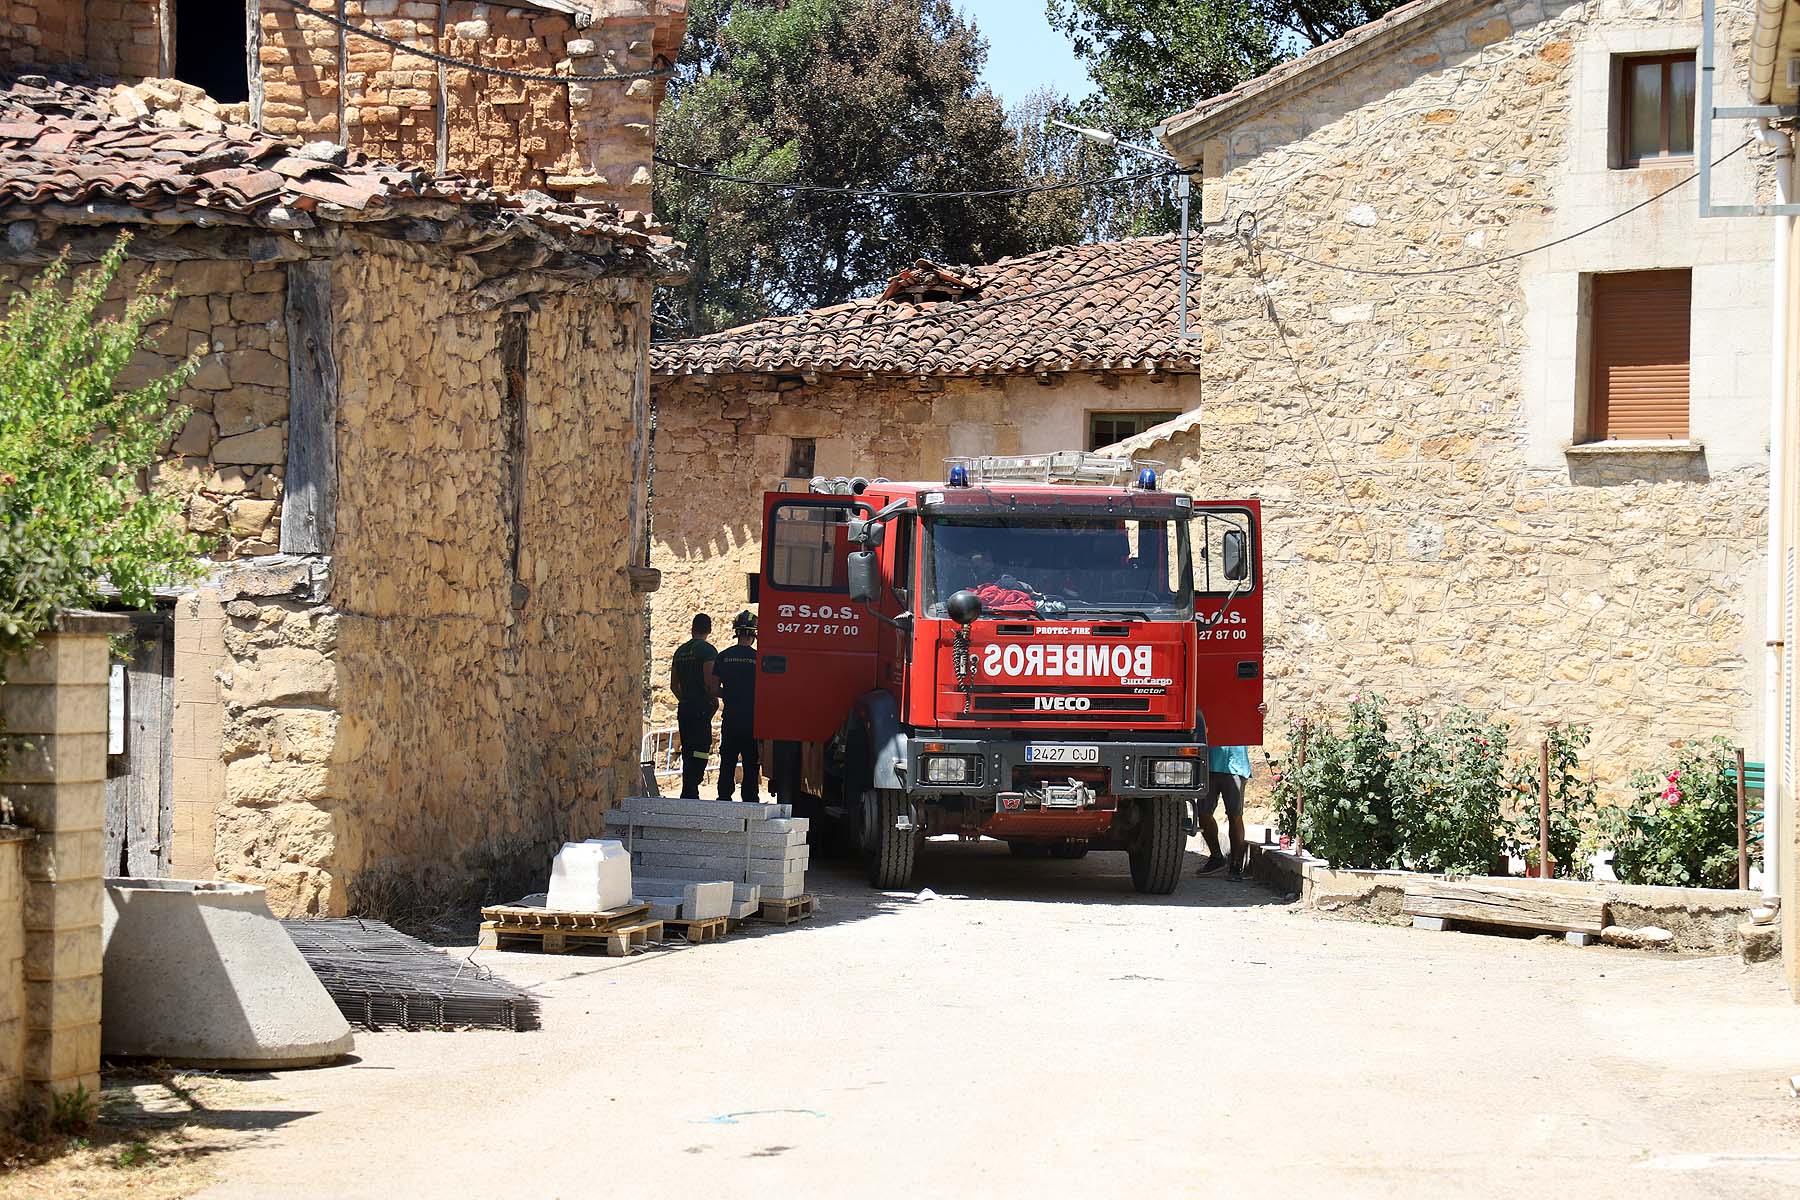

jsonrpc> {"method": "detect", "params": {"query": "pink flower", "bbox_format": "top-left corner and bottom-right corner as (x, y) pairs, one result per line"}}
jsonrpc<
(1273, 772), (1286, 783)
(1349, 692), (1362, 703)
(1667, 771), (1681, 783)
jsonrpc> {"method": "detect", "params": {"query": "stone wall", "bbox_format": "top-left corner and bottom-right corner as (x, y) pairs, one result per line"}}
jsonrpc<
(645, 369), (1198, 727)
(0, 615), (123, 1115)
(0, 829), (28, 1119)
(257, 0), (686, 208)
(0, 256), (291, 558)
(0, 0), (159, 75)
(170, 249), (655, 915)
(1133, 0), (1773, 790)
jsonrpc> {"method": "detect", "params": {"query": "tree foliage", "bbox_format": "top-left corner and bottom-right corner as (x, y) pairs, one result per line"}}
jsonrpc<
(1048, 0), (1409, 136)
(0, 236), (204, 668)
(655, 0), (1038, 335)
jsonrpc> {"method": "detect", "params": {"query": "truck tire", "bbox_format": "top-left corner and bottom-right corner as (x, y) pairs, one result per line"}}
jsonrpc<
(1050, 839), (1089, 860)
(1128, 798), (1184, 894)
(867, 789), (918, 890)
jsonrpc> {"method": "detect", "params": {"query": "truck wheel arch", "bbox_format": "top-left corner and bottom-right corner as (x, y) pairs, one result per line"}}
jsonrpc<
(853, 690), (909, 792)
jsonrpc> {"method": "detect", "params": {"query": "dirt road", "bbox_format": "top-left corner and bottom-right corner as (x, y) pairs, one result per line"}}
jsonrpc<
(189, 840), (1799, 1199)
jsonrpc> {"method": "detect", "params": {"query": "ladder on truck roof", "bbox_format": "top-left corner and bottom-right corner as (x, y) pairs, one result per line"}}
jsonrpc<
(945, 451), (1164, 487)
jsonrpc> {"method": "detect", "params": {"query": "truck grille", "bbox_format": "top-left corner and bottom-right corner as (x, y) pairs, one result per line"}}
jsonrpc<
(971, 695), (1151, 713)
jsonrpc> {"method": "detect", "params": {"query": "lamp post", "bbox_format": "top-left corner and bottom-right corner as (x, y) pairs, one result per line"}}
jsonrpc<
(1050, 120), (1199, 340)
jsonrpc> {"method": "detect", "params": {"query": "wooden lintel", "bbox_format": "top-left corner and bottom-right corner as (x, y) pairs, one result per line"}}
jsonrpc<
(280, 260), (339, 555)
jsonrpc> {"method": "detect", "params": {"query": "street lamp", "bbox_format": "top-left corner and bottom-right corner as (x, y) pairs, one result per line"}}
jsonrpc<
(1050, 119), (1199, 340)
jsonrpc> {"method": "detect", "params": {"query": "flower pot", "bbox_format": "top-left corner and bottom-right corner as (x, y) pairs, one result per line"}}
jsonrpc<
(1524, 855), (1556, 879)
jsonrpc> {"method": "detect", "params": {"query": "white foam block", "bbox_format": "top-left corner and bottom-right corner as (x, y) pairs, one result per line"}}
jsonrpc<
(545, 839), (633, 912)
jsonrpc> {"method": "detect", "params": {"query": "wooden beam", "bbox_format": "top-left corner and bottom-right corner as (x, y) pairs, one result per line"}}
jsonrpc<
(248, 0), (265, 132)
(1401, 880), (1608, 935)
(280, 260), (339, 555)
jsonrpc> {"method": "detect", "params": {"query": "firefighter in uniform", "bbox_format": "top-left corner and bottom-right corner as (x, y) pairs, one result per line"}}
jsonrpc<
(669, 613), (717, 799)
(713, 611), (760, 803)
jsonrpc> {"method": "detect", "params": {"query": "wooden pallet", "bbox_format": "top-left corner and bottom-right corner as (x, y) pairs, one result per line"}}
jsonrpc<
(479, 917), (664, 956)
(664, 915), (729, 943)
(756, 894), (816, 925)
(479, 901), (650, 931)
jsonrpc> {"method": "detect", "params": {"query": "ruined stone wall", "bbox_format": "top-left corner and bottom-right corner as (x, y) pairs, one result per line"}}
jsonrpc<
(1137, 0), (1772, 789)
(0, 0), (160, 76)
(0, 256), (290, 557)
(256, 0), (686, 208)
(189, 249), (651, 915)
(1, 0), (84, 67)
(645, 369), (1198, 728)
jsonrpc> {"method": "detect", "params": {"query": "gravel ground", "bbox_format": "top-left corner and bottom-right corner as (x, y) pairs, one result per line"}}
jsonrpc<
(184, 837), (1800, 1200)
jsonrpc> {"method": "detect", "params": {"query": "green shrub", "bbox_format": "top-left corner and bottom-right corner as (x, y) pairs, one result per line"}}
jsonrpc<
(1274, 695), (1402, 870)
(1606, 737), (1755, 889)
(1506, 722), (1601, 879)
(1391, 705), (1509, 875)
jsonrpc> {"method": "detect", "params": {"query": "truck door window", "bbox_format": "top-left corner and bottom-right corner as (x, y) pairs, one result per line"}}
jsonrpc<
(893, 515), (914, 607)
(768, 502), (852, 591)
(1195, 511), (1256, 595)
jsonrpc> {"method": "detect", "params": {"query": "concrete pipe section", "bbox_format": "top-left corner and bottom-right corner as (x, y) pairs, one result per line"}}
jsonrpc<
(101, 878), (354, 1068)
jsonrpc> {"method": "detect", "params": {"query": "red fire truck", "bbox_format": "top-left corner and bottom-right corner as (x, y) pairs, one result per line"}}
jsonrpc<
(752, 452), (1262, 893)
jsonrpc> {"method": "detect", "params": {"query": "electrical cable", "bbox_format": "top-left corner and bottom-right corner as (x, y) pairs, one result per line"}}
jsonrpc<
(272, 0), (673, 83)
(652, 157), (1180, 200)
(1254, 139), (1755, 279)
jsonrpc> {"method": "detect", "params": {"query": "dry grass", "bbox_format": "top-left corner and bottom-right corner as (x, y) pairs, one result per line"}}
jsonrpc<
(0, 1066), (267, 1199)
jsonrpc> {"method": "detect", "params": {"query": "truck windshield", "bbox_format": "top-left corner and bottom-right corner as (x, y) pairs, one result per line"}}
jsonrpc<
(924, 515), (1193, 619)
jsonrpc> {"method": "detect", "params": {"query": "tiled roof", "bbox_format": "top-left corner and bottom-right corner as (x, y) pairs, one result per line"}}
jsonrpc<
(652, 236), (1194, 378)
(0, 71), (676, 273)
(1159, 0), (1489, 149)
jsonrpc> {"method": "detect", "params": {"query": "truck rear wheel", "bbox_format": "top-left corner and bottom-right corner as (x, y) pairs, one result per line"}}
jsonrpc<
(866, 789), (918, 890)
(1128, 798), (1184, 895)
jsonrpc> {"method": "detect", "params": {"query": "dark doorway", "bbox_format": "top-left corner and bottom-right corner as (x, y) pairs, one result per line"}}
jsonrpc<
(174, 0), (250, 104)
(106, 609), (175, 878)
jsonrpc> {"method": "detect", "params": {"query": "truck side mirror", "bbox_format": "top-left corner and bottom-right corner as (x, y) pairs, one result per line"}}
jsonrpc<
(847, 518), (885, 549)
(847, 550), (879, 605)
(1221, 529), (1249, 581)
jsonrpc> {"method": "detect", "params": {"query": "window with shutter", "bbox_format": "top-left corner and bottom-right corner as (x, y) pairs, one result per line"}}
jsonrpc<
(1587, 269), (1691, 442)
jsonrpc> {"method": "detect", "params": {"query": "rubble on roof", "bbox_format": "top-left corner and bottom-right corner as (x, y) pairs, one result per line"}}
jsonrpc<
(652, 236), (1194, 378)
(0, 70), (683, 286)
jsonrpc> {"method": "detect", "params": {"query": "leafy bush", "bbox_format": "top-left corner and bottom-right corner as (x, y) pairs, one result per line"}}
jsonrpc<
(1606, 737), (1756, 889)
(1391, 705), (1509, 875)
(1506, 722), (1601, 879)
(0, 236), (202, 667)
(1273, 695), (1402, 870)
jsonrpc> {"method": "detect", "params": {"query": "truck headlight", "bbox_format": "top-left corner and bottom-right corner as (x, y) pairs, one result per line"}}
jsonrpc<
(1150, 759), (1197, 789)
(923, 755), (972, 784)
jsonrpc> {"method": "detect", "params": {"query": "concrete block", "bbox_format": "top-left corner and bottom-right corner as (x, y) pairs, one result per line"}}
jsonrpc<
(627, 827), (806, 849)
(631, 855), (805, 888)
(728, 898), (760, 920)
(615, 796), (790, 820)
(643, 900), (681, 921)
(102, 878), (352, 1067)
(1411, 916), (1449, 932)
(628, 838), (809, 866)
(1564, 931), (1597, 947)
(22, 1020), (100, 1083)
(634, 876), (731, 920)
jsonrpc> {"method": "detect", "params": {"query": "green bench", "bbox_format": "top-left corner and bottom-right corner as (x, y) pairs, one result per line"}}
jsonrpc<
(1725, 760), (1766, 850)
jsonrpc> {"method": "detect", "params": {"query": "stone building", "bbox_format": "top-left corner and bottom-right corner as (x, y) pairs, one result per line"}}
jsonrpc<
(1124, 0), (1773, 790)
(646, 238), (1201, 727)
(0, 0), (688, 211)
(0, 60), (678, 912)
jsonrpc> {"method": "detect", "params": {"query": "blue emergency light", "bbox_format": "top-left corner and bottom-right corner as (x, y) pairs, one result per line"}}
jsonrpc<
(948, 464), (970, 487)
(1137, 467), (1158, 490)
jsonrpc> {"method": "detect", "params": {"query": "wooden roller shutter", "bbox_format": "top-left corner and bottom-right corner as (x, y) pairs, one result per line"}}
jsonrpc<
(1590, 269), (1691, 441)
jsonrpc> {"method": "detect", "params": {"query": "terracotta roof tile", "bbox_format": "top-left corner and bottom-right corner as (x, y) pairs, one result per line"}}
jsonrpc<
(0, 70), (677, 270)
(653, 237), (1193, 379)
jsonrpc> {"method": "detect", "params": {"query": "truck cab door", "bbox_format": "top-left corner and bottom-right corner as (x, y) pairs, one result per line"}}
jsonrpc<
(1192, 500), (1263, 746)
(755, 493), (879, 743)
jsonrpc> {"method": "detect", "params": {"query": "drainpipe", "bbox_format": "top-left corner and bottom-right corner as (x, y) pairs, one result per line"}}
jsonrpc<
(1757, 118), (1791, 900)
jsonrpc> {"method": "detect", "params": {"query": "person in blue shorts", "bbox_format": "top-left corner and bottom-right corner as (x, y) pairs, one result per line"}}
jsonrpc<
(1196, 744), (1252, 881)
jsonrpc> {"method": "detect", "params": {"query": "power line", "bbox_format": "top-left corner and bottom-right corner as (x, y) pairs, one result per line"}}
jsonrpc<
(272, 0), (673, 83)
(652, 157), (1179, 201)
(1252, 139), (1755, 279)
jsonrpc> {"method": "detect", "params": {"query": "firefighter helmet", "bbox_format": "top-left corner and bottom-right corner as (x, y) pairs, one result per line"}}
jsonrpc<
(732, 609), (757, 634)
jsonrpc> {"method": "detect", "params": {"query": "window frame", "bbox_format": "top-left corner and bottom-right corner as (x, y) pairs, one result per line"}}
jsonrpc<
(1616, 51), (1696, 168)
(1582, 267), (1693, 443)
(763, 499), (854, 594)
(1087, 410), (1181, 450)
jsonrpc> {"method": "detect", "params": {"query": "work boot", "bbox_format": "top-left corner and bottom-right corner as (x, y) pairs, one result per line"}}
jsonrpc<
(1228, 847), (1249, 882)
(1196, 853), (1227, 877)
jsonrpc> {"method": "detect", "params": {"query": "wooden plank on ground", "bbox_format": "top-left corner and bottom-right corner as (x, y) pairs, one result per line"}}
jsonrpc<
(1401, 880), (1607, 935)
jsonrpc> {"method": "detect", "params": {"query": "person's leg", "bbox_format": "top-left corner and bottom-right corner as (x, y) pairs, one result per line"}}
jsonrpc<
(717, 736), (740, 802)
(1221, 774), (1249, 879)
(678, 712), (709, 799)
(740, 738), (761, 803)
(1196, 777), (1226, 873)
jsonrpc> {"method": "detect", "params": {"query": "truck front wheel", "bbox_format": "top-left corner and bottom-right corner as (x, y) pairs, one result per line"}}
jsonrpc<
(1127, 797), (1184, 895)
(866, 788), (918, 890)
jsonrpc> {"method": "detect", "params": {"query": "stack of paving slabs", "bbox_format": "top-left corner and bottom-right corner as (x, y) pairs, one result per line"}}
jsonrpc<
(606, 797), (809, 920)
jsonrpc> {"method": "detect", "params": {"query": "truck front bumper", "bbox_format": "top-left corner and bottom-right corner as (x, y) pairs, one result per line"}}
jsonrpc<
(900, 738), (1210, 800)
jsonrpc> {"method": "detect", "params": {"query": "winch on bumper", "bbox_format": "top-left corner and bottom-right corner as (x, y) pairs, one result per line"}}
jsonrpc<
(897, 738), (1211, 802)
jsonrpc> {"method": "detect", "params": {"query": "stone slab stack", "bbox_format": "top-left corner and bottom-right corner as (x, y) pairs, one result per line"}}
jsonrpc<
(605, 798), (809, 920)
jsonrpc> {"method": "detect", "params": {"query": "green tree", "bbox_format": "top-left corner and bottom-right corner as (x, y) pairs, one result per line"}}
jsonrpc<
(1005, 87), (1178, 244)
(1046, 0), (1409, 147)
(0, 237), (205, 674)
(654, 0), (1034, 335)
